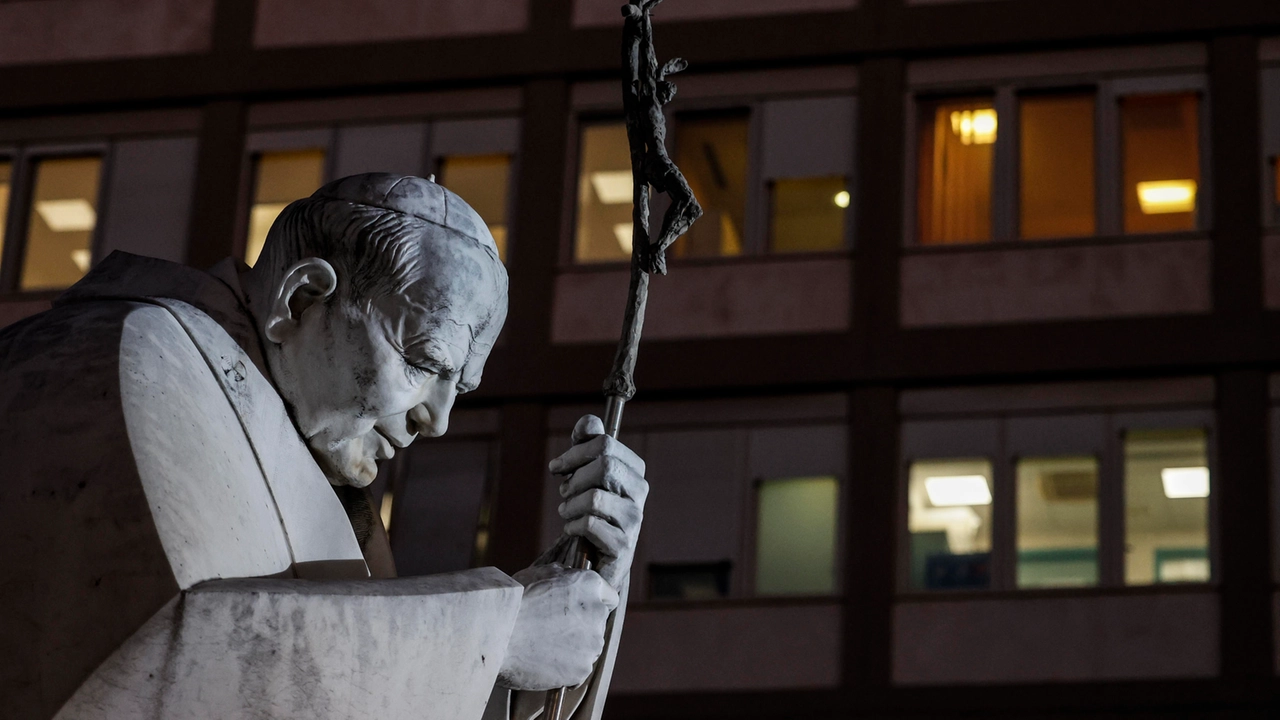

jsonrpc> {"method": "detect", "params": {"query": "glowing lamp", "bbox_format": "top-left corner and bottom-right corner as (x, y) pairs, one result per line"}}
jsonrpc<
(36, 199), (96, 232)
(950, 109), (998, 146)
(925, 475), (992, 507)
(1161, 467), (1210, 499)
(591, 171), (634, 205)
(1137, 180), (1197, 215)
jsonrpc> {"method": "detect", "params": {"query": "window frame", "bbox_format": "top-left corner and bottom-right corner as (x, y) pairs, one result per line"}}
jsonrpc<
(898, 407), (1218, 597)
(0, 142), (111, 295)
(904, 72), (1211, 249)
(564, 92), (858, 267)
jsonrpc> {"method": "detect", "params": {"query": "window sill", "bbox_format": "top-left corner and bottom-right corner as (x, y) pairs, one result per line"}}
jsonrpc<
(896, 582), (1215, 603)
(559, 249), (852, 274)
(901, 230), (1208, 257)
(630, 594), (843, 612)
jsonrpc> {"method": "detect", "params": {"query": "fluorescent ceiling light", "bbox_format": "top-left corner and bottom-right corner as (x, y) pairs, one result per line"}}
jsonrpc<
(36, 199), (96, 232)
(1161, 466), (1210, 499)
(1137, 180), (1196, 214)
(70, 249), (91, 273)
(834, 190), (851, 209)
(591, 171), (634, 205)
(613, 223), (634, 254)
(950, 109), (997, 146)
(925, 475), (992, 507)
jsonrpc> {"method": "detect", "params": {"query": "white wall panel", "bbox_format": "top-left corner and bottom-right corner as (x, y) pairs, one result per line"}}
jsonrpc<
(332, 123), (427, 178)
(100, 137), (199, 265)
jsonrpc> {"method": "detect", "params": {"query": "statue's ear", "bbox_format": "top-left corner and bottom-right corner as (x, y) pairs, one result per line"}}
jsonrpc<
(263, 257), (338, 344)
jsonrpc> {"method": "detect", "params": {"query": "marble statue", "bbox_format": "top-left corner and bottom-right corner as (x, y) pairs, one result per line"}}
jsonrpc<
(0, 173), (649, 720)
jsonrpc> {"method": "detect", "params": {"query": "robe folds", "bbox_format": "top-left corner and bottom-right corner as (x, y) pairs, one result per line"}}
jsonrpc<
(0, 252), (522, 720)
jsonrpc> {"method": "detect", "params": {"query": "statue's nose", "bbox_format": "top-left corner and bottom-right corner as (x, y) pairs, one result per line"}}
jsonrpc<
(407, 382), (455, 438)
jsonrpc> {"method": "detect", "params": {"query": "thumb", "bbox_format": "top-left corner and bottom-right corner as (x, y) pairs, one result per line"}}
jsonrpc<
(571, 414), (605, 445)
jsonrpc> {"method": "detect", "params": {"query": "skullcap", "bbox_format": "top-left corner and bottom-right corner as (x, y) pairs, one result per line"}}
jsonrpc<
(312, 173), (500, 259)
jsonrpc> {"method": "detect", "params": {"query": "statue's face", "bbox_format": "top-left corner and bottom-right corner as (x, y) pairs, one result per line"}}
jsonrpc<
(271, 245), (505, 488)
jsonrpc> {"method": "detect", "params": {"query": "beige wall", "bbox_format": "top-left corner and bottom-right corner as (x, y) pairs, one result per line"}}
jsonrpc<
(552, 257), (851, 343)
(0, 0), (212, 66)
(894, 593), (1219, 684)
(255, 0), (529, 48)
(901, 239), (1212, 327)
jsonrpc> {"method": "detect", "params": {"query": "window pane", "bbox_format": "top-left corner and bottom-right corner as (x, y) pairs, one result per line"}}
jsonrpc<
(246, 149), (326, 267)
(917, 98), (996, 245)
(21, 156), (102, 291)
(650, 561), (732, 600)
(439, 154), (511, 262)
(671, 112), (749, 259)
(0, 160), (10, 263)
(755, 476), (838, 595)
(769, 176), (848, 253)
(574, 123), (633, 264)
(1020, 93), (1096, 239)
(1124, 428), (1210, 585)
(1121, 93), (1201, 234)
(1017, 456), (1099, 588)
(907, 459), (993, 591)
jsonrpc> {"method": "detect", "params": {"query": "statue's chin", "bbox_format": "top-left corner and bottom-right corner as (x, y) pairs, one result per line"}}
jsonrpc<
(309, 441), (378, 489)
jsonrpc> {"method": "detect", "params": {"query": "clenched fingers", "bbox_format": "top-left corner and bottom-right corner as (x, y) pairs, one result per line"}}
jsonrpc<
(559, 488), (642, 535)
(549, 433), (645, 479)
(558, 454), (649, 506)
(564, 514), (630, 560)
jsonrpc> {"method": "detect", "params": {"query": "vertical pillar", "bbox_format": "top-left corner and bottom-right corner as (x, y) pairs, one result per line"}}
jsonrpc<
(488, 403), (550, 575)
(186, 100), (247, 268)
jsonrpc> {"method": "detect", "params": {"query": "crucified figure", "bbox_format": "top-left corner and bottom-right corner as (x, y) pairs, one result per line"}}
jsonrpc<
(621, 0), (703, 276)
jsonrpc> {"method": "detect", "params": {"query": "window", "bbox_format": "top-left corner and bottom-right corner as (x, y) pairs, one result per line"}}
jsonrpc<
(438, 154), (511, 262)
(650, 561), (732, 600)
(573, 122), (633, 264)
(1121, 93), (1201, 234)
(1020, 93), (1096, 239)
(907, 459), (994, 590)
(1124, 428), (1210, 585)
(0, 160), (10, 259)
(901, 402), (1214, 594)
(769, 177), (848, 252)
(755, 476), (839, 595)
(1017, 456), (1099, 588)
(246, 149), (326, 267)
(912, 78), (1204, 246)
(670, 112), (750, 260)
(917, 97), (996, 245)
(22, 156), (103, 291)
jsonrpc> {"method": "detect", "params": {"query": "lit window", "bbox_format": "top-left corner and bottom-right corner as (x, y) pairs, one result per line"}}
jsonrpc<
(0, 160), (11, 260)
(769, 177), (848, 253)
(21, 156), (102, 291)
(650, 561), (732, 600)
(755, 476), (838, 595)
(1121, 93), (1201, 234)
(907, 459), (993, 590)
(1017, 456), (1099, 588)
(573, 123), (633, 264)
(246, 149), (326, 267)
(1020, 93), (1096, 240)
(1124, 428), (1210, 585)
(439, 154), (511, 262)
(670, 112), (749, 259)
(918, 98), (996, 245)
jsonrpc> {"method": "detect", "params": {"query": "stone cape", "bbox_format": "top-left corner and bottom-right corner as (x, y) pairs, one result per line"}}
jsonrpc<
(0, 252), (523, 720)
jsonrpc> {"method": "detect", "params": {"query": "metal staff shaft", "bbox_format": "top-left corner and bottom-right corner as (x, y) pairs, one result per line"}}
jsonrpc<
(543, 2), (700, 718)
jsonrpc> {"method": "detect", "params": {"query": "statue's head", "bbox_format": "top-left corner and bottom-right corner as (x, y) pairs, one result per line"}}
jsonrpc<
(242, 174), (508, 488)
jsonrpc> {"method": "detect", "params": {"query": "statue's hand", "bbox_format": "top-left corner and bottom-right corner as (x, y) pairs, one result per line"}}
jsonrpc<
(549, 414), (649, 588)
(497, 564), (620, 690)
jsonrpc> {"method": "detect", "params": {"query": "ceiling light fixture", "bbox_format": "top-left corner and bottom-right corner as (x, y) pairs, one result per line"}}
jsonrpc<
(613, 223), (634, 254)
(591, 171), (634, 205)
(1161, 467), (1210, 499)
(834, 190), (851, 209)
(70, 249), (91, 273)
(36, 199), (96, 232)
(925, 475), (992, 507)
(950, 109), (998, 146)
(1137, 180), (1197, 215)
